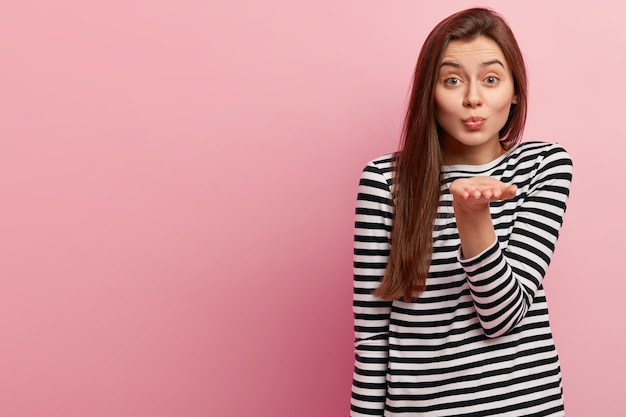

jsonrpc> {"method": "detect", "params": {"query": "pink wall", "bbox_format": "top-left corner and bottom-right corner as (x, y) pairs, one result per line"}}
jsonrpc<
(1, 1), (623, 416)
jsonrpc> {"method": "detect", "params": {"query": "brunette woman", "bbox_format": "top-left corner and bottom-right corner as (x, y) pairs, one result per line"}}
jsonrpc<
(351, 8), (572, 416)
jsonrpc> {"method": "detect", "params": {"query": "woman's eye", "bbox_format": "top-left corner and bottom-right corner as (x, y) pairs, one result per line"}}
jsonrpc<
(485, 76), (499, 85)
(444, 77), (460, 86)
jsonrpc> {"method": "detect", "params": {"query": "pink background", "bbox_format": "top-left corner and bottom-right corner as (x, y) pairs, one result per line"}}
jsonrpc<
(1, 1), (623, 416)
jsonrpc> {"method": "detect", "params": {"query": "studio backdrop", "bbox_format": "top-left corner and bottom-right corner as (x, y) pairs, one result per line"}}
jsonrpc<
(1, 1), (624, 416)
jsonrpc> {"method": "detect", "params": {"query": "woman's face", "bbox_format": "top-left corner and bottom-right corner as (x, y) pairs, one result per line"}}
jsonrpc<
(435, 36), (518, 165)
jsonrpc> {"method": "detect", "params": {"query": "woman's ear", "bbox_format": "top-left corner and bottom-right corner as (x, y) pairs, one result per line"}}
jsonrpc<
(511, 94), (519, 104)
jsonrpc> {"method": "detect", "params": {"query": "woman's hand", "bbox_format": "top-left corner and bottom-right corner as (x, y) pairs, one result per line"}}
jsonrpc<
(449, 176), (517, 209)
(449, 176), (517, 258)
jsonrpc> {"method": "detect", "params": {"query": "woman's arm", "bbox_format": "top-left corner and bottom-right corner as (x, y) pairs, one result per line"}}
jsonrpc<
(351, 161), (393, 417)
(449, 145), (573, 337)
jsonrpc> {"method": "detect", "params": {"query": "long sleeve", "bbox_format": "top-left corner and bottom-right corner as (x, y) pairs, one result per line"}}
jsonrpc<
(460, 144), (573, 337)
(351, 161), (393, 416)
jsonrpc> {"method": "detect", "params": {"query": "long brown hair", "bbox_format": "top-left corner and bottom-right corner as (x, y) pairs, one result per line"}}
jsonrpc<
(374, 8), (528, 301)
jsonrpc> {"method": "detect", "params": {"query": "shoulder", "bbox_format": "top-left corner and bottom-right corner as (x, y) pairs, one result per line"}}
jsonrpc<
(364, 153), (395, 172)
(359, 153), (395, 188)
(509, 141), (573, 190)
(506, 141), (572, 175)
(356, 154), (395, 207)
(512, 141), (572, 165)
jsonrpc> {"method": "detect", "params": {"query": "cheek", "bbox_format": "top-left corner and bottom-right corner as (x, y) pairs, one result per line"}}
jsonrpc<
(434, 86), (462, 116)
(434, 104), (447, 125)
(495, 89), (517, 110)
(434, 94), (452, 119)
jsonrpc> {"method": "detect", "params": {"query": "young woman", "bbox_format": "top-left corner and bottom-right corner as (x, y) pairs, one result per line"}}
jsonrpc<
(351, 8), (572, 416)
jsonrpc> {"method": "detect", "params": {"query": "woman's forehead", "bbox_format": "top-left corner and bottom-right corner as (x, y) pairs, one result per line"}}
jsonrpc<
(441, 36), (507, 64)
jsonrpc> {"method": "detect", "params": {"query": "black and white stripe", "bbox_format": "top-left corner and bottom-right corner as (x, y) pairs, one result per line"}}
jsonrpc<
(351, 142), (572, 416)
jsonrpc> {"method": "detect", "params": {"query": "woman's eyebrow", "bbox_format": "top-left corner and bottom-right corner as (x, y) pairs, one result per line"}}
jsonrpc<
(439, 59), (505, 69)
(440, 61), (461, 69)
(481, 59), (505, 68)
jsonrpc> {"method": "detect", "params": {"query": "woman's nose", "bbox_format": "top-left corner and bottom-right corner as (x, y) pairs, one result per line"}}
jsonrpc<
(463, 83), (483, 108)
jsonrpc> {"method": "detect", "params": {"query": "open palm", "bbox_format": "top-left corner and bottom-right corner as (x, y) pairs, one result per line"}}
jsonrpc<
(449, 176), (517, 208)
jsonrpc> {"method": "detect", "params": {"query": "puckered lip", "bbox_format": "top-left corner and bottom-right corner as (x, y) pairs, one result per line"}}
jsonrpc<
(463, 116), (486, 122)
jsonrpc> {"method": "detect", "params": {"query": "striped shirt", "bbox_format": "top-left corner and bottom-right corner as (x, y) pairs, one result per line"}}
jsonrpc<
(351, 141), (572, 416)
